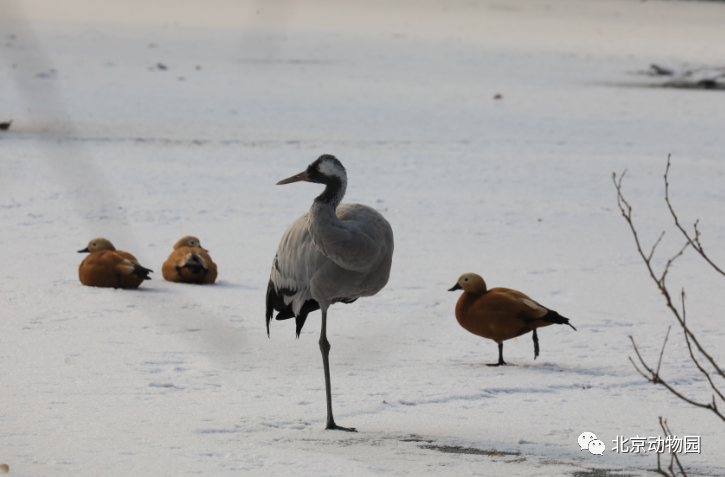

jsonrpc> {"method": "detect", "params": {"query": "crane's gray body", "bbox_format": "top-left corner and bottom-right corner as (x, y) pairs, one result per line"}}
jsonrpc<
(267, 201), (394, 335)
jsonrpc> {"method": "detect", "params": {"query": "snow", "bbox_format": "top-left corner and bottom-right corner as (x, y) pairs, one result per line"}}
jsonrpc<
(1, 0), (725, 475)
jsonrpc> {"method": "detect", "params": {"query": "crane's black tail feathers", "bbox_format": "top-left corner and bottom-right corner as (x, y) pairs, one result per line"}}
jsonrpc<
(542, 310), (577, 331)
(265, 279), (320, 338)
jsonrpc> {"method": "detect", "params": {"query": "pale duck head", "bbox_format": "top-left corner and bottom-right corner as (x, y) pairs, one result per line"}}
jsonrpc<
(448, 272), (488, 295)
(173, 235), (207, 251)
(78, 238), (116, 253)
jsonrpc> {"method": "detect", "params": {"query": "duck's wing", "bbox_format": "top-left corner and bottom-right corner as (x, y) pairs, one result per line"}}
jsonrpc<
(491, 287), (575, 330)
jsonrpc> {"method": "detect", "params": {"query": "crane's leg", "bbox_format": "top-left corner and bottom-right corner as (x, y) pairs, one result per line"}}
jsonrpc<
(319, 305), (356, 432)
(487, 343), (507, 366)
(532, 329), (540, 359)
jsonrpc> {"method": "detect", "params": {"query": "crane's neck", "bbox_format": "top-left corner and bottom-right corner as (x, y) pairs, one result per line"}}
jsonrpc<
(313, 175), (347, 209)
(308, 174), (348, 257)
(309, 177), (347, 253)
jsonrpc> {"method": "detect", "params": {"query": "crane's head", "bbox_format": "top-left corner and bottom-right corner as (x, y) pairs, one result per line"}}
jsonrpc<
(78, 238), (116, 253)
(448, 273), (488, 295)
(173, 235), (208, 251)
(276, 154), (347, 186)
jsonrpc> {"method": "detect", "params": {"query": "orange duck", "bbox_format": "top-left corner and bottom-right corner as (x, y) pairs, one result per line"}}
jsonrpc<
(448, 273), (576, 366)
(78, 238), (153, 289)
(162, 236), (217, 284)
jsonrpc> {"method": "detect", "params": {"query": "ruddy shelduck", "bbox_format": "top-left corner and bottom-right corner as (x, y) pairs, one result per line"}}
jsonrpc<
(162, 236), (217, 284)
(448, 273), (576, 366)
(78, 238), (153, 289)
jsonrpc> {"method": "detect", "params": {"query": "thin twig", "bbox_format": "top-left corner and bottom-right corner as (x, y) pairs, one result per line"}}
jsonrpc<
(655, 326), (672, 378)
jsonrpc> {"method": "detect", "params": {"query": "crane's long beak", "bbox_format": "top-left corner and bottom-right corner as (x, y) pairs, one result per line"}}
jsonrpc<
(78, 247), (90, 253)
(448, 283), (462, 291)
(276, 170), (309, 185)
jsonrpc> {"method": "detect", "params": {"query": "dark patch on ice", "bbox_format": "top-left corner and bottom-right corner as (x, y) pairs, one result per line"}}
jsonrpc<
(399, 435), (433, 443)
(616, 63), (725, 91)
(420, 444), (520, 456)
(571, 469), (638, 477)
(148, 382), (182, 389)
(238, 58), (336, 65)
(197, 427), (240, 434)
(627, 80), (725, 91)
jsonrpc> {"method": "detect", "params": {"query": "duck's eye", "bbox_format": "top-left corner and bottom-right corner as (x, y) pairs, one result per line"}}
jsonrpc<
(464, 278), (469, 281)
(92, 243), (96, 247)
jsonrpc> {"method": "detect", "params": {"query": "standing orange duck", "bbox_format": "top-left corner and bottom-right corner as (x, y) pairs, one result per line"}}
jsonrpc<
(448, 273), (576, 366)
(162, 236), (217, 284)
(78, 238), (153, 289)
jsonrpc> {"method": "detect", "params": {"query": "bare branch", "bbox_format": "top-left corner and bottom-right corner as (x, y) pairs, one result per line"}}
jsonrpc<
(664, 154), (725, 277)
(616, 164), (725, 417)
(680, 289), (725, 402)
(659, 417), (687, 477)
(626, 302), (725, 420)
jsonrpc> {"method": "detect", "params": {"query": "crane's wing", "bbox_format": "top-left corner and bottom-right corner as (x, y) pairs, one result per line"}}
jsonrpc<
(266, 213), (327, 337)
(309, 203), (394, 274)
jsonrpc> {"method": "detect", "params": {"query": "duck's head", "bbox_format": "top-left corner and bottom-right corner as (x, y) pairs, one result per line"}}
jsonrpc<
(173, 236), (207, 251)
(78, 238), (116, 253)
(448, 273), (488, 295)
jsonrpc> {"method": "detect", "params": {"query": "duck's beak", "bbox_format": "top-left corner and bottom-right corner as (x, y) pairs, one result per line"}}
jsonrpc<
(78, 247), (90, 253)
(277, 170), (309, 185)
(448, 283), (462, 291)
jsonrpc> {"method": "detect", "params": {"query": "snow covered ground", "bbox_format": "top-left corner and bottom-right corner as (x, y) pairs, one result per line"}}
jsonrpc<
(1, 0), (725, 475)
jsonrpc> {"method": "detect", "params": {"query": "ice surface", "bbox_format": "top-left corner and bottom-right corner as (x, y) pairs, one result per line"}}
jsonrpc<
(1, 1), (724, 476)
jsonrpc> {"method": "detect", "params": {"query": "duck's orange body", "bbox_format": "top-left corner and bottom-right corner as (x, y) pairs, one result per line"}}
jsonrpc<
(78, 238), (153, 289)
(162, 236), (217, 284)
(450, 273), (575, 365)
(455, 287), (550, 343)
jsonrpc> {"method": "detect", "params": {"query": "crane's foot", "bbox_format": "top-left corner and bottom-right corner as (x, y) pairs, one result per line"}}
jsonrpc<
(325, 420), (357, 432)
(486, 361), (507, 367)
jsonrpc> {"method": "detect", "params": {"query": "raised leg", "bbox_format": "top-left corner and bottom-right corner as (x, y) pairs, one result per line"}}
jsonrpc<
(533, 329), (540, 359)
(487, 342), (507, 366)
(319, 305), (356, 432)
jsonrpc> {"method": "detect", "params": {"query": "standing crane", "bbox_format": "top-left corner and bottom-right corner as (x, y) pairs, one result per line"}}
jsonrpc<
(266, 155), (394, 432)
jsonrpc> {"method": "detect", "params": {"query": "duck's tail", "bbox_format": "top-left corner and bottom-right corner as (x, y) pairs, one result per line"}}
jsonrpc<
(132, 263), (153, 280)
(542, 310), (576, 331)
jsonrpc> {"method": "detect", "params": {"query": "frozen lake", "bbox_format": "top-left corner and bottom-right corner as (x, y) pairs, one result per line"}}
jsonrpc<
(1, 0), (724, 475)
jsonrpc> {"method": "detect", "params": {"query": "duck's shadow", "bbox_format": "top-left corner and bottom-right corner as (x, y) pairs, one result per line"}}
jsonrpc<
(456, 360), (614, 378)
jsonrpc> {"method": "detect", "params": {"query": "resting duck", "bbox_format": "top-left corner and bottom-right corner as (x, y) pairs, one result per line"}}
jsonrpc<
(449, 273), (576, 365)
(78, 238), (153, 289)
(161, 236), (217, 284)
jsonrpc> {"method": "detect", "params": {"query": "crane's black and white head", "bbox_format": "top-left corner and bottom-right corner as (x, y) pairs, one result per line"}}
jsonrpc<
(277, 154), (348, 206)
